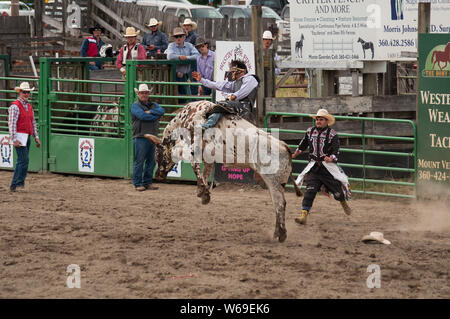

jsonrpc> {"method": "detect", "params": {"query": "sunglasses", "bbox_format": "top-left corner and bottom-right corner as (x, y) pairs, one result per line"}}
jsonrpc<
(174, 35), (184, 39)
(22, 91), (31, 94)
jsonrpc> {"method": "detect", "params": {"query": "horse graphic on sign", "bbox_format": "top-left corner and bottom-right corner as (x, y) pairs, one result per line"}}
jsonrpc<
(431, 42), (450, 71)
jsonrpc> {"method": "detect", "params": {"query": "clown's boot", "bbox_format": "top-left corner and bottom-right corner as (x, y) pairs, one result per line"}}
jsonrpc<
(295, 209), (309, 225)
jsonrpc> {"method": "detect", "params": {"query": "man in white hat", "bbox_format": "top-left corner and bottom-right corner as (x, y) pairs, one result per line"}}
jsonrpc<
(130, 83), (165, 191)
(142, 18), (168, 58)
(8, 82), (41, 192)
(292, 109), (352, 224)
(115, 27), (147, 78)
(262, 30), (274, 51)
(262, 30), (280, 76)
(181, 18), (198, 46)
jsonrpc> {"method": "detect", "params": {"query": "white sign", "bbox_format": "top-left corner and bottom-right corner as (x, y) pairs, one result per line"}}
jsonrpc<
(0, 134), (13, 168)
(78, 138), (95, 173)
(214, 41), (255, 101)
(291, 0), (450, 62)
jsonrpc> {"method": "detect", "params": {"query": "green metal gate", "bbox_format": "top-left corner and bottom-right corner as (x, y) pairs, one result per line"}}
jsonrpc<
(264, 112), (417, 198)
(40, 57), (130, 177)
(32, 57), (213, 180)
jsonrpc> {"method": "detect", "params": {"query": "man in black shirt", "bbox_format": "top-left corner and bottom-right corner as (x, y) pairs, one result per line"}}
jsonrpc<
(292, 109), (352, 225)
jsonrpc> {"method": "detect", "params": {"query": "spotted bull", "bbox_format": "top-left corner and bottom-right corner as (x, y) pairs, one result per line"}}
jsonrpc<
(90, 104), (119, 136)
(145, 100), (302, 243)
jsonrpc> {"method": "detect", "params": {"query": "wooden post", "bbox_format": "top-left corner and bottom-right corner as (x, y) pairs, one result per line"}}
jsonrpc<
(264, 48), (275, 98)
(11, 0), (19, 16)
(363, 73), (377, 95)
(34, 0), (44, 37)
(417, 2), (430, 118)
(418, 2), (431, 34)
(62, 0), (68, 37)
(221, 15), (228, 41)
(351, 69), (359, 97)
(252, 5), (264, 127)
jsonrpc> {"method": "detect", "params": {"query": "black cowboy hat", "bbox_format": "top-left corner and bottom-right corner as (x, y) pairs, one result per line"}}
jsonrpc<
(89, 24), (104, 34)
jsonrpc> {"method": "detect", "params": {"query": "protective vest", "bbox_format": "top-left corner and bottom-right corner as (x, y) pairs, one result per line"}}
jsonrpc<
(234, 74), (259, 108)
(12, 100), (34, 135)
(86, 36), (99, 57)
(121, 44), (140, 66)
(131, 101), (160, 138)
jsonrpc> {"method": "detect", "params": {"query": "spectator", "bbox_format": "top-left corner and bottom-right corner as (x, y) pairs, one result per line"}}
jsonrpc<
(262, 30), (280, 76)
(80, 24), (105, 70)
(142, 18), (168, 59)
(115, 27), (147, 78)
(181, 18), (198, 46)
(195, 37), (214, 96)
(131, 84), (165, 191)
(8, 82), (41, 192)
(166, 27), (200, 102)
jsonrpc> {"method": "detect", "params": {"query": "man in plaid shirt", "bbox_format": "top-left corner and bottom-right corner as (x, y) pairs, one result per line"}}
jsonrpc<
(8, 82), (40, 192)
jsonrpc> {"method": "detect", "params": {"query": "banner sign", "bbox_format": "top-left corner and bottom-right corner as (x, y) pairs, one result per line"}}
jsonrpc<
(78, 138), (95, 173)
(417, 33), (450, 198)
(0, 134), (13, 168)
(291, 0), (450, 61)
(214, 41), (255, 102)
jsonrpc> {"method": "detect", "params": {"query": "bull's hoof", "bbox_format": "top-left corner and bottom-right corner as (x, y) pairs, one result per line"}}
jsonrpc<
(201, 193), (210, 205)
(197, 188), (204, 198)
(274, 230), (287, 243)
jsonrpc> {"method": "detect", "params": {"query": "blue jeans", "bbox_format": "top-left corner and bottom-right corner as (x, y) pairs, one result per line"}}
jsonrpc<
(132, 137), (156, 187)
(10, 137), (30, 189)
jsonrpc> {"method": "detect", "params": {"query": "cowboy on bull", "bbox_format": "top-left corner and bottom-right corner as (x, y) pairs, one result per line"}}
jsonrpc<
(192, 59), (259, 129)
(292, 109), (352, 225)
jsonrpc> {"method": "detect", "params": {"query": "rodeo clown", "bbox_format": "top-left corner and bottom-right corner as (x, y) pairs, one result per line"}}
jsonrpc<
(292, 109), (352, 225)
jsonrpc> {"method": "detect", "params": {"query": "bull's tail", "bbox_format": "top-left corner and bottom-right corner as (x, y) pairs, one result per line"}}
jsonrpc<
(283, 142), (303, 197)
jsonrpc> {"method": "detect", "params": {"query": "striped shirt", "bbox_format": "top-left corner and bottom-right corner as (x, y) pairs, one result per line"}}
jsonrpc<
(8, 98), (39, 142)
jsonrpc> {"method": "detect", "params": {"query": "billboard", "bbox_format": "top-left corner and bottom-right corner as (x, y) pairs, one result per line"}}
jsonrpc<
(290, 0), (450, 61)
(416, 33), (450, 199)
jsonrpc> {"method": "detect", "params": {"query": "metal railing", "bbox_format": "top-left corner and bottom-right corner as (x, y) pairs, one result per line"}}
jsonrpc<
(264, 112), (417, 198)
(125, 59), (214, 135)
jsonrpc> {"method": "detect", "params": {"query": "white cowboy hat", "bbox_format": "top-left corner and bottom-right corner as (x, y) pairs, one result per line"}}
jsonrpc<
(14, 82), (35, 93)
(181, 18), (197, 30)
(123, 27), (140, 37)
(134, 83), (150, 94)
(311, 109), (335, 126)
(263, 30), (274, 40)
(362, 232), (391, 245)
(146, 18), (162, 27)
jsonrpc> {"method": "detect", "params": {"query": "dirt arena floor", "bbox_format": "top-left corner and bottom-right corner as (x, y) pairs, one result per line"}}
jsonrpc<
(1, 170), (449, 299)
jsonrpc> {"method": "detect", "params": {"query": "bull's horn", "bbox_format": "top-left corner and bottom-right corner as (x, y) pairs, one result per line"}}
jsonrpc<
(144, 134), (161, 145)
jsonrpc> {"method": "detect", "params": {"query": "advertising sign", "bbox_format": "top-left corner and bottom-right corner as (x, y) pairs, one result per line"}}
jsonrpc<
(214, 41), (255, 102)
(417, 33), (450, 198)
(290, 0), (450, 61)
